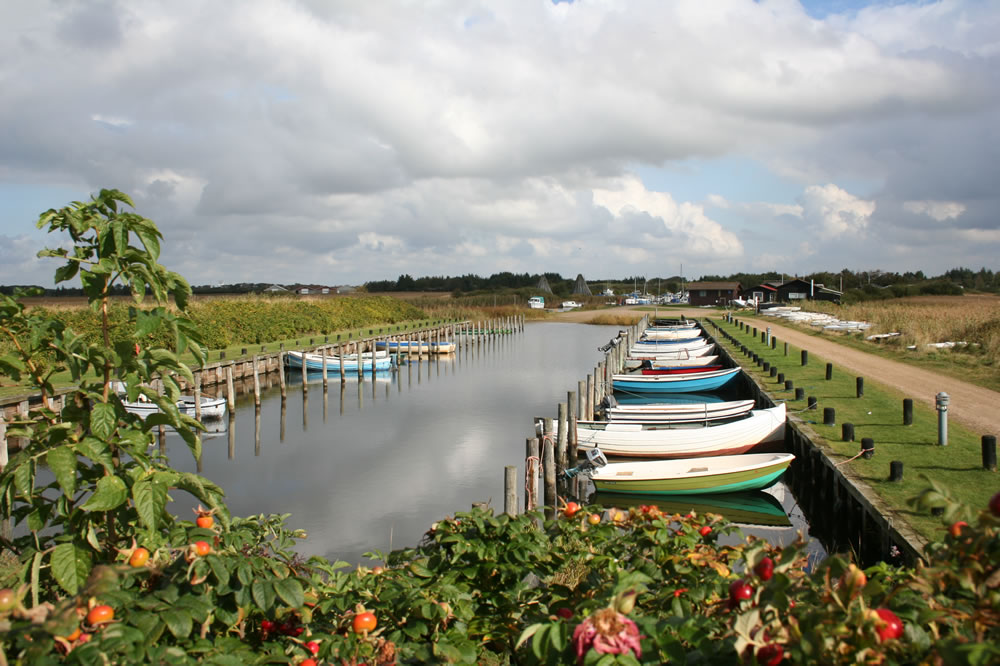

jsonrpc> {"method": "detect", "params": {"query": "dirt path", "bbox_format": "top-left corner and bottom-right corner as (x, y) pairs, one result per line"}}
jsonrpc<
(552, 307), (1000, 437)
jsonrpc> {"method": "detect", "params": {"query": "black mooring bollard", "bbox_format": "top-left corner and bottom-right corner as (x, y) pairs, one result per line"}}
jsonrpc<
(777, 373), (785, 384)
(983, 435), (997, 471)
(823, 407), (836, 426)
(785, 380), (794, 391)
(842, 422), (855, 441)
(903, 399), (913, 426)
(763, 362), (770, 372)
(825, 363), (833, 380)
(801, 350), (808, 366)
(807, 396), (818, 410)
(795, 388), (805, 400)
(783, 342), (788, 356)
(769, 366), (777, 377)
(771, 337), (777, 349)
(889, 460), (904, 481)
(856, 377), (864, 398)
(861, 437), (875, 459)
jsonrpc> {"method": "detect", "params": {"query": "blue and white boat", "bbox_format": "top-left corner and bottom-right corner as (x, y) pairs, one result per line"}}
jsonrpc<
(285, 350), (394, 373)
(611, 367), (741, 393)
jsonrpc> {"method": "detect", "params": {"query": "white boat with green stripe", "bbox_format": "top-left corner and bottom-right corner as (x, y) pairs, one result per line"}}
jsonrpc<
(589, 452), (795, 495)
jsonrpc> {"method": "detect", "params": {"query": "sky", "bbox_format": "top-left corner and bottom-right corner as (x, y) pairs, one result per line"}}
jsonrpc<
(1, 0), (998, 288)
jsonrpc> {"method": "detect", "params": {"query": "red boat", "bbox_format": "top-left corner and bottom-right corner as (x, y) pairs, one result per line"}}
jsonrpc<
(641, 365), (723, 375)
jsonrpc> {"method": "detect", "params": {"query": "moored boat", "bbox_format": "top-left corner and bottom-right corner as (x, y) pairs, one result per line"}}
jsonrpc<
(639, 365), (723, 375)
(604, 398), (756, 423)
(285, 350), (394, 372)
(641, 328), (706, 341)
(628, 341), (714, 357)
(375, 340), (431, 353)
(109, 382), (227, 421)
(623, 355), (719, 369)
(577, 403), (785, 458)
(612, 366), (741, 393)
(589, 452), (795, 495)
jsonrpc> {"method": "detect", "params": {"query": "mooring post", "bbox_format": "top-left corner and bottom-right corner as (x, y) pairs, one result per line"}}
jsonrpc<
(842, 422), (855, 441)
(586, 374), (594, 420)
(557, 402), (568, 474)
(278, 352), (287, 399)
(338, 343), (346, 383)
(783, 342), (788, 356)
(889, 460), (904, 482)
(861, 437), (875, 459)
(903, 398), (913, 425)
(936, 392), (949, 446)
(982, 435), (997, 471)
(321, 348), (328, 390)
(801, 350), (808, 366)
(856, 377), (864, 398)
(578, 381), (586, 420)
(526, 437), (540, 512)
(825, 363), (833, 380)
(823, 407), (836, 426)
(302, 349), (309, 392)
(226, 365), (236, 411)
(542, 436), (556, 519)
(194, 375), (202, 422)
(252, 356), (261, 408)
(504, 465), (517, 516)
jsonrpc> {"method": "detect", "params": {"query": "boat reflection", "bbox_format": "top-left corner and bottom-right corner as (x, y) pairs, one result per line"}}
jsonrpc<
(588, 489), (792, 528)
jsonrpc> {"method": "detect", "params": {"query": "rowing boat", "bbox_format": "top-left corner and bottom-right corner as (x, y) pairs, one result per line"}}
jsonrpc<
(589, 452), (795, 495)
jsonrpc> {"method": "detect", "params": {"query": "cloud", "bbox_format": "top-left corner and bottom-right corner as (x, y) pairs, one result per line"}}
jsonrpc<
(799, 184), (876, 238)
(0, 0), (998, 285)
(903, 200), (966, 221)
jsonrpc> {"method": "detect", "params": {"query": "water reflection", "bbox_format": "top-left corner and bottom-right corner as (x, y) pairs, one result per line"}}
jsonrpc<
(159, 323), (821, 566)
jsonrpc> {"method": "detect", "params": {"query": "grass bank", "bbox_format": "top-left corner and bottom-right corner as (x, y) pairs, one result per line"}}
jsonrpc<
(711, 317), (995, 542)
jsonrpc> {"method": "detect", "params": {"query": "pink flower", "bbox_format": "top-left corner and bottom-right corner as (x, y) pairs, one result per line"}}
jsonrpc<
(572, 608), (642, 664)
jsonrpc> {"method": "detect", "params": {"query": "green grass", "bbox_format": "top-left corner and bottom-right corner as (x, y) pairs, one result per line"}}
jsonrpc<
(0, 317), (465, 401)
(711, 317), (996, 542)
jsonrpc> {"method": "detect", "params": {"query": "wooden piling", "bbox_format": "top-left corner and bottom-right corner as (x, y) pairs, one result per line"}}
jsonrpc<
(543, 436), (556, 518)
(252, 356), (261, 408)
(526, 437), (540, 512)
(557, 402), (568, 474)
(278, 352), (287, 399)
(226, 365), (236, 411)
(322, 348), (329, 390)
(194, 375), (203, 422)
(586, 374), (594, 420)
(338, 343), (346, 383)
(504, 465), (517, 516)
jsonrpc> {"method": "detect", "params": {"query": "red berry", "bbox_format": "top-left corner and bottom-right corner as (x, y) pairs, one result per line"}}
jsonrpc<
(260, 620), (274, 633)
(874, 608), (904, 642)
(948, 521), (969, 538)
(757, 643), (784, 665)
(301, 660), (317, 666)
(754, 557), (775, 581)
(555, 607), (573, 619)
(305, 640), (320, 655)
(728, 579), (753, 602)
(699, 525), (712, 537)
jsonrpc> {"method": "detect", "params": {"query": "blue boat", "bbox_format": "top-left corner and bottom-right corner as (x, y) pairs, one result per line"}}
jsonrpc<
(285, 350), (393, 373)
(611, 367), (741, 393)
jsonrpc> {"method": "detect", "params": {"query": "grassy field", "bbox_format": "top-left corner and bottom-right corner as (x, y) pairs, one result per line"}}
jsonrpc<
(712, 317), (994, 542)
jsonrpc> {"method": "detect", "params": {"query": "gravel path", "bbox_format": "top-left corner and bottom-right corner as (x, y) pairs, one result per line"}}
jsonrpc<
(553, 307), (1000, 437)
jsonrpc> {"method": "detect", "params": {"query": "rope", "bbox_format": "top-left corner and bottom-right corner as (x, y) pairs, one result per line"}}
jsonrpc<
(835, 450), (866, 467)
(525, 455), (539, 509)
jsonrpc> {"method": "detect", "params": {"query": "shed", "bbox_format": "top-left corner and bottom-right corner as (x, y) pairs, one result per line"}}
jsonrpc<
(685, 281), (742, 306)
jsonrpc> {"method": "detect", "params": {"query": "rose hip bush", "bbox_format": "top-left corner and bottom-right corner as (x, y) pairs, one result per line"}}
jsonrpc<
(1, 193), (998, 664)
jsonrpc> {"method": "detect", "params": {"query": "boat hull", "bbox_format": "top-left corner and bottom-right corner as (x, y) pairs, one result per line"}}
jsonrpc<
(286, 351), (393, 372)
(604, 398), (755, 423)
(612, 367), (741, 393)
(590, 453), (795, 495)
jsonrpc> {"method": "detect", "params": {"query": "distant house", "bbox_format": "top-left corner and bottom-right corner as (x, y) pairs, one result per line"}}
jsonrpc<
(685, 281), (742, 306)
(743, 279), (842, 305)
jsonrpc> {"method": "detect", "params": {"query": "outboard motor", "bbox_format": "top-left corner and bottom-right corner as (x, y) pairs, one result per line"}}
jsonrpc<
(563, 448), (609, 479)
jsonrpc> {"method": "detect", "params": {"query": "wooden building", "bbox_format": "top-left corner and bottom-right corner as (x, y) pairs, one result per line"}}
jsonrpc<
(743, 279), (843, 305)
(685, 281), (742, 306)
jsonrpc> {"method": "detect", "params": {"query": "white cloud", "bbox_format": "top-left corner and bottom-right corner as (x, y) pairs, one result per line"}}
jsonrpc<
(800, 184), (876, 238)
(903, 200), (966, 222)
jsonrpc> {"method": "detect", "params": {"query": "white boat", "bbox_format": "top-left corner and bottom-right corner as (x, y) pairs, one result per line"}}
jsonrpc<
(604, 398), (756, 423)
(561, 301), (582, 309)
(623, 355), (718, 369)
(528, 297), (545, 309)
(627, 343), (716, 360)
(630, 339), (710, 354)
(641, 328), (705, 341)
(589, 452), (795, 495)
(576, 404), (785, 458)
(286, 350), (393, 372)
(110, 382), (227, 421)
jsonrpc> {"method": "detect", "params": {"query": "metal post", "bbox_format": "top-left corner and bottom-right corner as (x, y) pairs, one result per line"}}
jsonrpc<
(936, 392), (949, 446)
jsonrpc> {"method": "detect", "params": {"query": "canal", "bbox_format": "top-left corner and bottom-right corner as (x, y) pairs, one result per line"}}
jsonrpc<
(163, 321), (826, 566)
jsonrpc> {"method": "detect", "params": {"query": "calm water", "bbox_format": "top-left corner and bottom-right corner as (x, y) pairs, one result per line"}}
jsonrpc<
(162, 322), (823, 565)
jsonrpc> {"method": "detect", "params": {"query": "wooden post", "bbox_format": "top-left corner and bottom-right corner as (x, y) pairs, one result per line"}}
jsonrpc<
(504, 465), (517, 516)
(525, 437), (540, 512)
(302, 348), (309, 392)
(278, 352), (287, 399)
(557, 402), (568, 475)
(226, 365), (236, 411)
(255, 406), (261, 456)
(543, 436), (556, 519)
(252, 356), (261, 408)
(585, 374), (594, 420)
(322, 348), (329, 390)
(338, 343), (346, 383)
(577, 381), (586, 421)
(194, 374), (203, 422)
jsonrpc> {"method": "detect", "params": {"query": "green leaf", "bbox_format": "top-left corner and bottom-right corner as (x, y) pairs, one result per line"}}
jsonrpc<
(54, 261), (80, 283)
(46, 445), (77, 498)
(13, 459), (34, 498)
(251, 580), (275, 612)
(77, 436), (115, 472)
(273, 577), (304, 609)
(51, 543), (92, 596)
(90, 402), (116, 440)
(132, 477), (167, 531)
(161, 607), (193, 639)
(82, 475), (129, 512)
(206, 554), (230, 587)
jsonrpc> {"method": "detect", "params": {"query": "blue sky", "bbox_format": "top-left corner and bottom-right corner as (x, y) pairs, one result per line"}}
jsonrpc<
(1, 0), (998, 287)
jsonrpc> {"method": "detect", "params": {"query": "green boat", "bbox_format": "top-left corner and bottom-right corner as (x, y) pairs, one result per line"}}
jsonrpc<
(589, 452), (794, 496)
(589, 490), (791, 527)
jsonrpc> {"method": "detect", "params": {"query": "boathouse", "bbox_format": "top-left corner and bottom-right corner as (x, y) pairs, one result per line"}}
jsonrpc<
(743, 279), (843, 305)
(685, 281), (742, 306)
